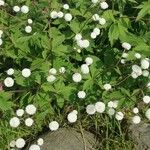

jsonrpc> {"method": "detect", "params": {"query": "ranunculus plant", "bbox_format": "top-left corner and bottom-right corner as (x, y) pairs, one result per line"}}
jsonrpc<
(0, 0), (150, 149)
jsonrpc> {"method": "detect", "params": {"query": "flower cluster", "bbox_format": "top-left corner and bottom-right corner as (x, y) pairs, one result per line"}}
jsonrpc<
(50, 4), (72, 22)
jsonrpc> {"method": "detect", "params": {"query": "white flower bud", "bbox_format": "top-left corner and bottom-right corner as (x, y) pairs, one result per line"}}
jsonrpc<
(99, 18), (106, 25)
(50, 11), (58, 19)
(21, 5), (29, 14)
(49, 121), (59, 131)
(49, 68), (57, 75)
(72, 73), (82, 83)
(16, 109), (24, 117)
(145, 108), (150, 120)
(81, 64), (89, 74)
(122, 42), (131, 50)
(25, 26), (32, 33)
(13, 6), (20, 12)
(64, 13), (72, 21)
(25, 104), (36, 115)
(132, 115), (141, 124)
(6, 68), (14, 75)
(103, 83), (112, 91)
(25, 118), (34, 127)
(141, 58), (149, 69)
(143, 95), (150, 104)
(47, 75), (56, 82)
(95, 102), (105, 113)
(10, 117), (20, 128)
(77, 91), (86, 99)
(29, 144), (40, 150)
(133, 107), (139, 114)
(16, 138), (25, 149)
(4, 77), (14, 87)
(100, 2), (109, 10)
(115, 112), (124, 120)
(63, 4), (69, 10)
(86, 104), (96, 115)
(37, 138), (44, 146)
(57, 11), (64, 18)
(85, 57), (93, 65)
(22, 68), (31, 77)
(67, 112), (77, 123)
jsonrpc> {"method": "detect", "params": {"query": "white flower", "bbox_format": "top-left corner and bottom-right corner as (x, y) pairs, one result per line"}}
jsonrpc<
(49, 68), (57, 75)
(49, 121), (59, 131)
(133, 107), (139, 114)
(13, 6), (20, 12)
(29, 144), (40, 150)
(77, 49), (81, 53)
(7, 68), (14, 75)
(75, 33), (82, 41)
(85, 57), (93, 65)
(77, 40), (84, 48)
(147, 82), (150, 89)
(0, 30), (3, 35)
(142, 70), (149, 77)
(113, 101), (118, 108)
(72, 73), (82, 83)
(95, 102), (105, 113)
(28, 19), (33, 24)
(25, 26), (32, 33)
(121, 59), (126, 64)
(141, 58), (149, 69)
(50, 11), (58, 19)
(16, 109), (24, 117)
(21, 5), (29, 14)
(81, 64), (89, 74)
(37, 138), (44, 146)
(0, 38), (3, 45)
(108, 108), (115, 116)
(92, 14), (100, 21)
(122, 42), (131, 50)
(82, 39), (90, 48)
(10, 117), (20, 128)
(143, 95), (150, 104)
(100, 2), (109, 9)
(99, 18), (106, 25)
(132, 115), (141, 124)
(63, 4), (69, 9)
(10, 140), (16, 147)
(22, 68), (31, 77)
(67, 112), (77, 123)
(132, 65), (142, 76)
(4, 77), (14, 87)
(25, 118), (34, 127)
(47, 75), (56, 82)
(91, 32), (97, 39)
(72, 110), (78, 115)
(93, 28), (100, 36)
(0, 0), (4, 6)
(115, 112), (124, 120)
(131, 72), (138, 79)
(77, 91), (86, 99)
(91, 0), (98, 4)
(25, 104), (37, 115)
(103, 83), (112, 91)
(57, 11), (64, 18)
(122, 53), (128, 58)
(16, 138), (25, 149)
(86, 104), (96, 115)
(134, 53), (141, 59)
(108, 101), (114, 108)
(145, 108), (150, 120)
(64, 13), (72, 21)
(59, 67), (66, 73)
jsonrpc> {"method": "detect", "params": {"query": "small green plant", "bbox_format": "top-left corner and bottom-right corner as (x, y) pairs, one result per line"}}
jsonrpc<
(0, 0), (150, 149)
